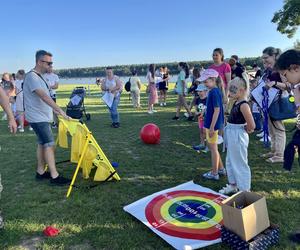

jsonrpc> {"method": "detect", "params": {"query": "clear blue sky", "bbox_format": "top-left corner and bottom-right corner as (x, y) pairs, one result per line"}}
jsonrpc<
(1, 0), (299, 72)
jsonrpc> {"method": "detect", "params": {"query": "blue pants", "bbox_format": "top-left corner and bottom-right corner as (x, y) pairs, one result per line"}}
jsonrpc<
(253, 112), (262, 131)
(108, 94), (120, 123)
(225, 123), (251, 191)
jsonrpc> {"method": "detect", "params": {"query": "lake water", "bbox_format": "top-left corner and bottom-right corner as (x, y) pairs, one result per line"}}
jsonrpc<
(59, 75), (180, 84)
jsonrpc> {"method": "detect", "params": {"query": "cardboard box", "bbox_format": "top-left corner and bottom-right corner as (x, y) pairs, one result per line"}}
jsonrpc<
(221, 191), (270, 241)
(221, 224), (279, 250)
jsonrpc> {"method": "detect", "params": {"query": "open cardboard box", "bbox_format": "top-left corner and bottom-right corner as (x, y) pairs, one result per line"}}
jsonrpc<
(221, 191), (270, 241)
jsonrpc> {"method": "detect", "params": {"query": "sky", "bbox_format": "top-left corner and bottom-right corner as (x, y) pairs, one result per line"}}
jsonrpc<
(0, 0), (299, 72)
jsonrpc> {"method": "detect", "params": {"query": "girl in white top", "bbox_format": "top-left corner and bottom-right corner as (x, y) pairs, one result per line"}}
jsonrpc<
(129, 69), (142, 108)
(146, 64), (158, 114)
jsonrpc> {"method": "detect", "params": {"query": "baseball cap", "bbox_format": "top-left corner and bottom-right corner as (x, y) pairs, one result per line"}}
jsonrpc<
(199, 69), (219, 82)
(196, 83), (208, 92)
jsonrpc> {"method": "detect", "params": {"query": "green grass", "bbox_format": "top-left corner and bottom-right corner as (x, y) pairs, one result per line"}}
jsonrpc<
(0, 84), (299, 249)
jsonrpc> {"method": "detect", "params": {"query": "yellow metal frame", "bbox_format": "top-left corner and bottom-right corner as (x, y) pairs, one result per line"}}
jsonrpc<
(55, 117), (120, 198)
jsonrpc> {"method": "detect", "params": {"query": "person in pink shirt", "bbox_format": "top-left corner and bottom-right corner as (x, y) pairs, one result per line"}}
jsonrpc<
(209, 48), (231, 104)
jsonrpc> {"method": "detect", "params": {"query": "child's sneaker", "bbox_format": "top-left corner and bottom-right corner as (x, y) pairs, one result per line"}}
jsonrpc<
(163, 102), (167, 106)
(218, 168), (227, 176)
(193, 144), (206, 151)
(148, 110), (154, 114)
(260, 136), (271, 142)
(36, 171), (52, 180)
(152, 109), (158, 113)
(19, 128), (24, 133)
(50, 175), (71, 186)
(256, 131), (264, 137)
(29, 127), (33, 131)
(184, 112), (189, 118)
(160, 103), (163, 106)
(219, 184), (238, 195)
(202, 171), (219, 180)
(201, 146), (209, 153)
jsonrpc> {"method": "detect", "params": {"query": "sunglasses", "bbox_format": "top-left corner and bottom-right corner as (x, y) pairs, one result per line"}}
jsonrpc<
(41, 60), (53, 66)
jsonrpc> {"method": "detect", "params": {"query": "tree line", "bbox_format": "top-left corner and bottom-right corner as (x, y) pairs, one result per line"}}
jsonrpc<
(55, 57), (262, 78)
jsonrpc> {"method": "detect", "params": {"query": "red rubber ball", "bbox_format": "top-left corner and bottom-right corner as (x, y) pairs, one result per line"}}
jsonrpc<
(140, 123), (160, 144)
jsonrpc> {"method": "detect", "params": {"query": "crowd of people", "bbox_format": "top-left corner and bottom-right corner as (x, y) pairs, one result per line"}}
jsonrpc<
(1, 47), (300, 242)
(96, 47), (300, 197)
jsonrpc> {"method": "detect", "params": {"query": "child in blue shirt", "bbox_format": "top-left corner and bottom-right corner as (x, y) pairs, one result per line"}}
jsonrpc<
(200, 69), (226, 180)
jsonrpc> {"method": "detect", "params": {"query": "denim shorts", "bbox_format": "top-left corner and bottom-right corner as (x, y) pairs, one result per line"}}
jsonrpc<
(30, 122), (55, 147)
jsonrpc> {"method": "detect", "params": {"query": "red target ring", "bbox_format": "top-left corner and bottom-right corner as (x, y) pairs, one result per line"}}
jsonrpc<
(145, 190), (224, 240)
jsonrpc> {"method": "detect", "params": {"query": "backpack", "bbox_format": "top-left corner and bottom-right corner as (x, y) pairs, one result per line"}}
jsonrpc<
(125, 77), (131, 92)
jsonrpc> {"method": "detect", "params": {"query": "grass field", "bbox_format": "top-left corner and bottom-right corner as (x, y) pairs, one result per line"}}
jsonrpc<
(0, 84), (299, 250)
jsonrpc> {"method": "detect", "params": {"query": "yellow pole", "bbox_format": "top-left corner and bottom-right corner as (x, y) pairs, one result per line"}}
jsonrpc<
(66, 133), (91, 198)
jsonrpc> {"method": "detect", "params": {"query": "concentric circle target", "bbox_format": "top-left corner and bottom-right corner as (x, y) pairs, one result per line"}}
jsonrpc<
(145, 190), (224, 240)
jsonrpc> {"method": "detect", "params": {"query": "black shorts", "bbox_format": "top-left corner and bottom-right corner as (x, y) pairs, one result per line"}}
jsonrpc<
(158, 81), (168, 91)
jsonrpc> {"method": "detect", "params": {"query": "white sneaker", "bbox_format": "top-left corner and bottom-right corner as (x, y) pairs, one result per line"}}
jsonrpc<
(184, 112), (189, 118)
(164, 103), (167, 106)
(256, 131), (264, 137)
(219, 184), (238, 195)
(17, 125), (22, 129)
(19, 128), (24, 133)
(260, 136), (271, 142)
(29, 127), (33, 131)
(152, 110), (158, 113)
(160, 103), (163, 106)
(148, 111), (153, 114)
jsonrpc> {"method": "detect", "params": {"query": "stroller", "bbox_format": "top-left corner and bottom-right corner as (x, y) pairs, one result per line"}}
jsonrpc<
(66, 87), (91, 121)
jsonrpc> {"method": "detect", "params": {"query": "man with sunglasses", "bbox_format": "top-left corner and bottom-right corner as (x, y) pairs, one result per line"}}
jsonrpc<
(23, 50), (70, 186)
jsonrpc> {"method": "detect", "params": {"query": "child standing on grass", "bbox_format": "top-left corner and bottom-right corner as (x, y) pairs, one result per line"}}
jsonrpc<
(200, 69), (226, 180)
(193, 83), (208, 152)
(219, 73), (255, 194)
(172, 62), (193, 121)
(146, 64), (158, 114)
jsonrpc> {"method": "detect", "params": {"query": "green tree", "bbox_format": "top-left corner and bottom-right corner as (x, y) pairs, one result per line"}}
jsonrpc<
(272, 0), (300, 38)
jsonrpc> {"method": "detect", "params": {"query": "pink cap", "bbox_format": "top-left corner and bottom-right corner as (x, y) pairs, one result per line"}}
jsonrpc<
(199, 69), (219, 82)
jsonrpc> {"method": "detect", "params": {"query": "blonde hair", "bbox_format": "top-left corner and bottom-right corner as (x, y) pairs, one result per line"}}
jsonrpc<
(229, 72), (250, 98)
(216, 76), (225, 100)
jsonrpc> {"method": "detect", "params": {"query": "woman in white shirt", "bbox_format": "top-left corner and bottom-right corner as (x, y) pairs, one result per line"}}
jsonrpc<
(98, 67), (123, 128)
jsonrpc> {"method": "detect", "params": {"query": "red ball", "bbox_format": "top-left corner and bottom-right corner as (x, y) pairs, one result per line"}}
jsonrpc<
(140, 123), (160, 144)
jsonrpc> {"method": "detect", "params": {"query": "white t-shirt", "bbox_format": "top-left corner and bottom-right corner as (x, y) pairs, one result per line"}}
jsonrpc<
(15, 79), (24, 112)
(23, 71), (53, 123)
(43, 73), (59, 96)
(129, 76), (141, 92)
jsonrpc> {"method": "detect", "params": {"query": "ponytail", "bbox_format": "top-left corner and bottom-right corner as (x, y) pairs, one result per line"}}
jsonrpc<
(262, 47), (282, 59)
(213, 48), (225, 61)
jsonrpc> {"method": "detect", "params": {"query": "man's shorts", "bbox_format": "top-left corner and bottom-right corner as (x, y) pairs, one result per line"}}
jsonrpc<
(30, 122), (55, 147)
(206, 129), (219, 144)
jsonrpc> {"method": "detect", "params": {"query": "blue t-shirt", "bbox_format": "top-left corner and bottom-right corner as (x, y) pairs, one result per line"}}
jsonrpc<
(204, 87), (224, 130)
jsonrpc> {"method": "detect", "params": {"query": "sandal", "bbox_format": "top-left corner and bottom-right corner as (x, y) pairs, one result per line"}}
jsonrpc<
(260, 152), (274, 158)
(266, 156), (284, 163)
